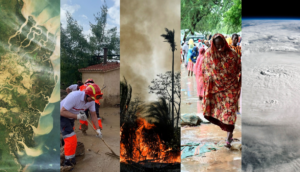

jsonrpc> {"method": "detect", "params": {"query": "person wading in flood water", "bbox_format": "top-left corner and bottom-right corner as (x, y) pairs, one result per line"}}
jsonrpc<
(201, 33), (241, 148)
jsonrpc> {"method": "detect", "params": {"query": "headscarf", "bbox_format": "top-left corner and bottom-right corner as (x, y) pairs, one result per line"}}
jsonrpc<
(186, 39), (194, 64)
(226, 37), (232, 46)
(188, 39), (194, 49)
(191, 46), (198, 63)
(209, 33), (232, 57)
(199, 47), (206, 56)
(202, 33), (240, 89)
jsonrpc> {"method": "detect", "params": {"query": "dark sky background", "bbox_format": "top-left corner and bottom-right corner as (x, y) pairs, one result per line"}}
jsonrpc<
(243, 0), (300, 18)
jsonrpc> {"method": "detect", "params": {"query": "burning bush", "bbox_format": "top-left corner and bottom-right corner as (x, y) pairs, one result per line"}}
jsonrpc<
(121, 118), (180, 163)
(120, 77), (180, 167)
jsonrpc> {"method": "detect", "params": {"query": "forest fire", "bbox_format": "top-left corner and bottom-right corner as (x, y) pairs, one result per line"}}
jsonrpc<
(120, 118), (180, 164)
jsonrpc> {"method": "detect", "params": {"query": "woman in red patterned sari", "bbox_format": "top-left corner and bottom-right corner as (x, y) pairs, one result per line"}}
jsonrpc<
(200, 33), (241, 148)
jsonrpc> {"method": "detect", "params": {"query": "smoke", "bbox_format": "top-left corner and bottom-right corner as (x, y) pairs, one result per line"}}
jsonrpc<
(120, 0), (180, 102)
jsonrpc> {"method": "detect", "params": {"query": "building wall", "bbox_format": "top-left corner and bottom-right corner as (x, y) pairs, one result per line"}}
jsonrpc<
(103, 69), (120, 107)
(82, 69), (119, 107)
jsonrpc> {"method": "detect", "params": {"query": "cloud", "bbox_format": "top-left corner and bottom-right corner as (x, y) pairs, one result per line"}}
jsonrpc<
(82, 15), (88, 20)
(107, 0), (120, 26)
(60, 4), (81, 28)
(83, 29), (92, 41)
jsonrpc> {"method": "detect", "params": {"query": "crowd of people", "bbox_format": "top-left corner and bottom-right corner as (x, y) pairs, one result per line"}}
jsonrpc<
(181, 33), (242, 148)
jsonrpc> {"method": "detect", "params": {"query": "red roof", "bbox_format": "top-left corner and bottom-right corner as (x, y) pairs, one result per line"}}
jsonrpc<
(78, 62), (120, 72)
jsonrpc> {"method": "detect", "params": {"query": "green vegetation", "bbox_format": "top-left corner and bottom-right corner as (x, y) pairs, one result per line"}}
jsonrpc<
(181, 0), (241, 39)
(61, 2), (120, 88)
(223, 0), (242, 34)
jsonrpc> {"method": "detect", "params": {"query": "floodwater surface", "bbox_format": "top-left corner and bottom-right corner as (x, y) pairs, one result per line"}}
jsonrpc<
(181, 63), (242, 172)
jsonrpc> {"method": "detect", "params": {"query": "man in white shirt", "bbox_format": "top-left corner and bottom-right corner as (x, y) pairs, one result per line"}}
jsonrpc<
(78, 79), (103, 134)
(66, 81), (83, 94)
(61, 83), (102, 167)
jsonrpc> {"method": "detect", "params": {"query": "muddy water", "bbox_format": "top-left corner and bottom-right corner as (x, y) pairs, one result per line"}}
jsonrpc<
(180, 63), (241, 172)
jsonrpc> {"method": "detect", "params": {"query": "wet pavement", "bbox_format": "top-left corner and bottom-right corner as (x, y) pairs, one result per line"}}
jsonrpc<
(180, 63), (242, 172)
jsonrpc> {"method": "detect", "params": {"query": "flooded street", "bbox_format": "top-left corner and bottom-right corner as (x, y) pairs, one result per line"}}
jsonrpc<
(180, 63), (242, 172)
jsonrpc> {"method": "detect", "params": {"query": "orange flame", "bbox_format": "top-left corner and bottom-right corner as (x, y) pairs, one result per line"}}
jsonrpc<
(120, 118), (180, 164)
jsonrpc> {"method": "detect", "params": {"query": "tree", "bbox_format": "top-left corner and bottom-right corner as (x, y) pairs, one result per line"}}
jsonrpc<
(148, 72), (181, 127)
(161, 28), (177, 128)
(181, 0), (238, 40)
(223, 0), (242, 34)
(89, 3), (120, 59)
(61, 12), (91, 88)
(126, 96), (145, 122)
(120, 77), (132, 125)
(61, 2), (120, 88)
(146, 97), (174, 144)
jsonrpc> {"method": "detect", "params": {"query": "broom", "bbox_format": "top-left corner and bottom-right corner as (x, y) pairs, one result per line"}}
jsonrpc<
(86, 118), (120, 159)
